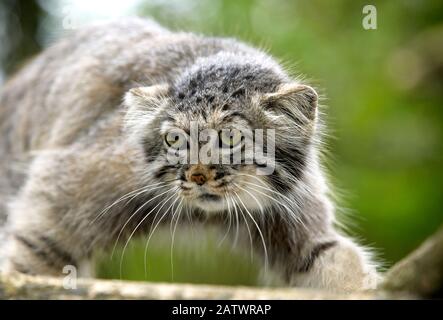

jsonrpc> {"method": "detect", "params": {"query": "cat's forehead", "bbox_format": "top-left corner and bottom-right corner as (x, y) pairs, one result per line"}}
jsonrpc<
(163, 58), (284, 132)
(162, 107), (250, 133)
(171, 57), (283, 110)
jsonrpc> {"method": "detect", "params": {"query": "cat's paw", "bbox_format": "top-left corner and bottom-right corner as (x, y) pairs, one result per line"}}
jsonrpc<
(292, 237), (379, 292)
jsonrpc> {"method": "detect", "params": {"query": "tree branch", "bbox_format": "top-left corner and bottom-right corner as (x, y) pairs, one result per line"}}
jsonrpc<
(0, 271), (384, 300)
(381, 225), (443, 297)
(2, 226), (443, 299)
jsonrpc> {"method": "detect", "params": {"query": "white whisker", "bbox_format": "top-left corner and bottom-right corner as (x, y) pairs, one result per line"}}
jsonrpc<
(230, 195), (240, 247)
(91, 181), (169, 225)
(117, 186), (179, 278)
(144, 195), (182, 277)
(218, 193), (233, 247)
(233, 190), (269, 271)
(235, 183), (266, 219)
(112, 186), (175, 260)
(232, 194), (253, 261)
(241, 180), (307, 231)
(170, 200), (183, 281)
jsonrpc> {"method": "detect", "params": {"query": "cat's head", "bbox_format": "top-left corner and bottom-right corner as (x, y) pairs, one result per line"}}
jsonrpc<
(124, 56), (318, 214)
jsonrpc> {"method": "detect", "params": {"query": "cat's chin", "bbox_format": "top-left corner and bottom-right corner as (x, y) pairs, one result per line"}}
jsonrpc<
(192, 197), (226, 213)
(180, 191), (226, 213)
(189, 190), (267, 213)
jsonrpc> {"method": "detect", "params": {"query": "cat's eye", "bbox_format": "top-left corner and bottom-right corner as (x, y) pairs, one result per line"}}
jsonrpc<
(219, 129), (242, 148)
(164, 132), (187, 149)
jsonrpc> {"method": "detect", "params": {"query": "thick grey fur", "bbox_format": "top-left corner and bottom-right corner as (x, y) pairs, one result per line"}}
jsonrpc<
(0, 18), (378, 291)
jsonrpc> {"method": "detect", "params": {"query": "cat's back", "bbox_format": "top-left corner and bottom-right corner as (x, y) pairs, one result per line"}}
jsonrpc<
(0, 18), (185, 227)
(0, 18), (257, 155)
(0, 18), (169, 154)
(0, 18), (263, 208)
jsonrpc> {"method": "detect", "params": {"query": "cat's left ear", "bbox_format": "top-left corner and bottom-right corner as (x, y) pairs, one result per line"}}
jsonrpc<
(124, 84), (170, 113)
(123, 84), (170, 134)
(261, 83), (318, 123)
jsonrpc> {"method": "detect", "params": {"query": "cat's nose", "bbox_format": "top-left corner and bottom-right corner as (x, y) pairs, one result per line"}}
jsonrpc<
(190, 173), (207, 186)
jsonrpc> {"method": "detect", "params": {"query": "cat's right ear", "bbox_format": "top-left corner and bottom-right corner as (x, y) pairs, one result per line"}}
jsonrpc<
(260, 83), (318, 124)
(123, 84), (170, 134)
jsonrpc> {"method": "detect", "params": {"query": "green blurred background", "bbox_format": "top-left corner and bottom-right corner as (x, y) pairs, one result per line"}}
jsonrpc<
(1, 0), (442, 285)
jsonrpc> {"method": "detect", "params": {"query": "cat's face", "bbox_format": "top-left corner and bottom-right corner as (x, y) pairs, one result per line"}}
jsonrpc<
(157, 102), (266, 212)
(124, 81), (318, 214)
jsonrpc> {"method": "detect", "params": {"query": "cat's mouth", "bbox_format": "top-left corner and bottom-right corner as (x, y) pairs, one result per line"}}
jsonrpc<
(180, 181), (223, 203)
(180, 183), (266, 213)
(179, 186), (226, 211)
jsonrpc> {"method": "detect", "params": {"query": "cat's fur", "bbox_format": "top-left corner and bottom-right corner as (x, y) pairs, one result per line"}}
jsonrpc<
(0, 18), (378, 292)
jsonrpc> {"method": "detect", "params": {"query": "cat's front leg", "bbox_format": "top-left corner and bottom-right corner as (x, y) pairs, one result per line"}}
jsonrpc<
(1, 147), (142, 276)
(290, 235), (379, 292)
(2, 188), (87, 276)
(255, 215), (379, 292)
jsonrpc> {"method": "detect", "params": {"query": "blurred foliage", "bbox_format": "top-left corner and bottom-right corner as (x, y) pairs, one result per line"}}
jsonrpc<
(97, 227), (260, 286)
(1, 0), (443, 285)
(0, 0), (43, 76)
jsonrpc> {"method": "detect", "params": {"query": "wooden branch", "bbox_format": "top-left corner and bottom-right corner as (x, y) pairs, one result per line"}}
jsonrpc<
(2, 226), (443, 300)
(381, 226), (443, 297)
(0, 271), (392, 300)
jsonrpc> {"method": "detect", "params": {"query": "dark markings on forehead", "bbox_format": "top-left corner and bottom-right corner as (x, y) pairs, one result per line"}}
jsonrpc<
(166, 107), (252, 129)
(231, 87), (245, 98)
(206, 95), (215, 103)
(173, 61), (283, 109)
